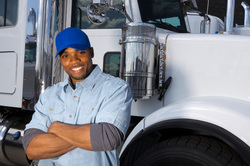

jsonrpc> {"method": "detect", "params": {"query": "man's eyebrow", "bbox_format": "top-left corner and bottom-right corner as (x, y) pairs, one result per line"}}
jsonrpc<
(59, 48), (67, 55)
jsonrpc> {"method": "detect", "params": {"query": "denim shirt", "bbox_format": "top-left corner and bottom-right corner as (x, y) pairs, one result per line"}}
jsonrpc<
(25, 65), (132, 166)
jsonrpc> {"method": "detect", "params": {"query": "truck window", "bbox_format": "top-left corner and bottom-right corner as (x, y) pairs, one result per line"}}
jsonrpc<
(103, 52), (120, 77)
(0, 0), (18, 27)
(71, 0), (126, 29)
(138, 0), (188, 33)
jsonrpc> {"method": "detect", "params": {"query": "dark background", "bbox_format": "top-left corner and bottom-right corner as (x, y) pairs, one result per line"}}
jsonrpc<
(196, 0), (250, 25)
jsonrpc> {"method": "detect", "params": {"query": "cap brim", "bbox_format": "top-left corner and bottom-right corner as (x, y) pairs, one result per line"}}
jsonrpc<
(55, 44), (90, 57)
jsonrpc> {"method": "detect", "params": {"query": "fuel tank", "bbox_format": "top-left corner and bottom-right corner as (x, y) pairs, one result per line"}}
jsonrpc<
(0, 111), (31, 166)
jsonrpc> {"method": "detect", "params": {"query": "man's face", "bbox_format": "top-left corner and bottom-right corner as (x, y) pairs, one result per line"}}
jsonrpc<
(59, 47), (94, 83)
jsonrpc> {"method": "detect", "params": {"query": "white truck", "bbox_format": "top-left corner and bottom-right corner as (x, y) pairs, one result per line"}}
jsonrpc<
(0, 0), (250, 165)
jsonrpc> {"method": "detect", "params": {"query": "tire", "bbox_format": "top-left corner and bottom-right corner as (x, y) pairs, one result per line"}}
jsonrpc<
(132, 135), (247, 166)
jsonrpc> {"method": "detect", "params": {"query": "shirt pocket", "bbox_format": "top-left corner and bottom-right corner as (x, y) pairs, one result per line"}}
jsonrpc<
(77, 101), (99, 124)
(46, 103), (65, 123)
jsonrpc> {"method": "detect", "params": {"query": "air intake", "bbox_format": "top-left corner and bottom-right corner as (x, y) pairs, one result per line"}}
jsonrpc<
(120, 22), (157, 99)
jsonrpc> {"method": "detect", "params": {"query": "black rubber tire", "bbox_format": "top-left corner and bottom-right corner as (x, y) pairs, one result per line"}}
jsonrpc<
(132, 135), (247, 166)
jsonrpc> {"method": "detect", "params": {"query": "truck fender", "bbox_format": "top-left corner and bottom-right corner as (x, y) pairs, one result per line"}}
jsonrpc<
(120, 96), (250, 164)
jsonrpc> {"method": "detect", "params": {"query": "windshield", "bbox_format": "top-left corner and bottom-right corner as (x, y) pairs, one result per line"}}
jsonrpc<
(138, 0), (188, 33)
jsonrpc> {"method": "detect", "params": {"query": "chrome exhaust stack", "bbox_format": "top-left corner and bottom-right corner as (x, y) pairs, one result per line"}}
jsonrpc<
(241, 1), (250, 26)
(120, 23), (157, 99)
(225, 0), (235, 34)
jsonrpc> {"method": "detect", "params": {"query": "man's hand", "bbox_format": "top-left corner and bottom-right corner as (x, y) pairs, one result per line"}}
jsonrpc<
(48, 121), (64, 134)
(48, 121), (93, 151)
(26, 121), (92, 160)
(25, 132), (76, 160)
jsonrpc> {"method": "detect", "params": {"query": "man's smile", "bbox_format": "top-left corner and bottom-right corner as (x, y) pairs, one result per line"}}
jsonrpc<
(71, 66), (84, 73)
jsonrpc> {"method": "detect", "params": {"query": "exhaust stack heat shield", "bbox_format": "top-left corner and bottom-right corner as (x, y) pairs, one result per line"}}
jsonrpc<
(120, 23), (157, 99)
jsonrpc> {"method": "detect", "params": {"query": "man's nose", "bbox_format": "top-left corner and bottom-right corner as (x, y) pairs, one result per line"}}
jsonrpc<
(70, 54), (80, 62)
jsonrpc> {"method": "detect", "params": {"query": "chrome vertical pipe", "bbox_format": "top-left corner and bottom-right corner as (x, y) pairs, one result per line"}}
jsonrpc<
(225, 0), (235, 34)
(241, 1), (250, 26)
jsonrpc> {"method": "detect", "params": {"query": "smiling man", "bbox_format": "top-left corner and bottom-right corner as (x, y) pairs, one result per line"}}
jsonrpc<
(22, 28), (132, 166)
(60, 47), (94, 83)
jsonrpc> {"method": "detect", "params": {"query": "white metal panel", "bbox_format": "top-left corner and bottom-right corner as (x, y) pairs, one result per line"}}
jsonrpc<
(0, 1), (27, 108)
(0, 52), (17, 94)
(131, 95), (163, 117)
(164, 34), (250, 106)
(83, 29), (122, 70)
(233, 26), (250, 36)
(187, 13), (224, 34)
(145, 96), (250, 146)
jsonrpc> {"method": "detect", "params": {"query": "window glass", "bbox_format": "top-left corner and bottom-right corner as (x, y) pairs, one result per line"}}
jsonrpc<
(103, 52), (120, 77)
(71, 0), (126, 29)
(25, 42), (36, 62)
(0, 1), (4, 26)
(162, 17), (181, 27)
(138, 0), (187, 33)
(0, 0), (18, 27)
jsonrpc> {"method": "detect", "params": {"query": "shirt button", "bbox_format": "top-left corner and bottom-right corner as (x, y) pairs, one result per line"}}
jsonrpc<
(92, 108), (94, 111)
(49, 108), (53, 111)
(74, 96), (77, 98)
(69, 115), (72, 118)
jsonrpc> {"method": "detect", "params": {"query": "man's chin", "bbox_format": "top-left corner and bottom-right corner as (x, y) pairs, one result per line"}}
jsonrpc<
(70, 75), (86, 83)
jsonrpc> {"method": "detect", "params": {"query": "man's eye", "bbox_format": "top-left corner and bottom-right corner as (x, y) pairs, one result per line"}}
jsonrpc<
(61, 54), (68, 58)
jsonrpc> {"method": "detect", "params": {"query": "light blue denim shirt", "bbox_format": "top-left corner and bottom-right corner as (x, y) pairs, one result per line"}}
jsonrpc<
(25, 65), (132, 166)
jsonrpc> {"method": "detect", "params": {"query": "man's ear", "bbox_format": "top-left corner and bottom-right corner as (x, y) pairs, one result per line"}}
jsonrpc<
(90, 47), (94, 58)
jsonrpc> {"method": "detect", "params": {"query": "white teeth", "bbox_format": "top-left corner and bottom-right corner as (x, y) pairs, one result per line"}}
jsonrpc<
(72, 67), (82, 71)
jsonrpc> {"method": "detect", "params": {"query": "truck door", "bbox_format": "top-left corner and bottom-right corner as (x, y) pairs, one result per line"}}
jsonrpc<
(0, 0), (27, 108)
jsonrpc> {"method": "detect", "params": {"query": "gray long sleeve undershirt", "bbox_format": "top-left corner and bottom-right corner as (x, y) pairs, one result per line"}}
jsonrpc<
(22, 123), (124, 151)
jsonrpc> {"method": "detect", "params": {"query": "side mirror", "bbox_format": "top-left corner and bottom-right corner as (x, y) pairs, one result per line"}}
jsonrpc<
(27, 8), (37, 34)
(87, 0), (133, 25)
(87, 3), (106, 25)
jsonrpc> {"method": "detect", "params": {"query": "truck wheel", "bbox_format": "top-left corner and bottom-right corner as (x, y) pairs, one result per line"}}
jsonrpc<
(132, 135), (247, 166)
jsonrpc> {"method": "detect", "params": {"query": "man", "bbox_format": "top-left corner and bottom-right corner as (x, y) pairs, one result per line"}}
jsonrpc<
(23, 27), (132, 166)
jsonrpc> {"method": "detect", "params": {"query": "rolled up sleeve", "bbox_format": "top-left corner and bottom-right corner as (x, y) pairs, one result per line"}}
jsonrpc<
(95, 79), (132, 137)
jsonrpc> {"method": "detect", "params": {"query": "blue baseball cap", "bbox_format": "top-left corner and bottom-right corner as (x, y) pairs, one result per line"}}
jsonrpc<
(55, 27), (91, 57)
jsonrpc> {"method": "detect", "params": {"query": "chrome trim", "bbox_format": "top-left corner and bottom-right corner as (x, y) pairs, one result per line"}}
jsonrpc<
(225, 0), (235, 34)
(0, 117), (19, 165)
(53, 0), (65, 84)
(200, 14), (211, 34)
(241, 1), (250, 27)
(35, 0), (63, 101)
(158, 44), (166, 88)
(35, 0), (45, 101)
(127, 0), (141, 22)
(65, 0), (72, 28)
(23, 1), (39, 109)
(120, 23), (157, 99)
(27, 8), (37, 32)
(192, 0), (198, 8)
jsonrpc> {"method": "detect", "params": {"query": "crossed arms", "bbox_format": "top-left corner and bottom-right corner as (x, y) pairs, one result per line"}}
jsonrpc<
(25, 122), (92, 160)
(25, 122), (124, 160)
